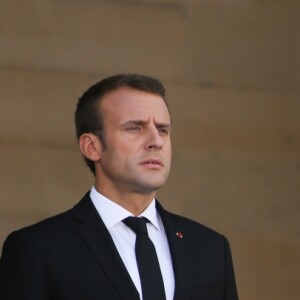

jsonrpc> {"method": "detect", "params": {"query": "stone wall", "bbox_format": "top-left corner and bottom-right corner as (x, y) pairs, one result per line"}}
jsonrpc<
(0, 1), (299, 299)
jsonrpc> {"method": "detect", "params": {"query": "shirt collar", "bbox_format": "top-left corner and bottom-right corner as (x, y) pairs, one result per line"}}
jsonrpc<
(90, 186), (161, 231)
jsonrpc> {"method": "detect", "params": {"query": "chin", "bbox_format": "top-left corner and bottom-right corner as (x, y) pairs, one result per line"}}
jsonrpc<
(140, 180), (167, 194)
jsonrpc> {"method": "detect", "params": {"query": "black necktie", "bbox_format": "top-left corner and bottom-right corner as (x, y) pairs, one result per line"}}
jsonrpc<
(123, 217), (166, 300)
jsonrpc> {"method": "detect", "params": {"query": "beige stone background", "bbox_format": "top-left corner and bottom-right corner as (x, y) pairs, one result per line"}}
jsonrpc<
(0, 0), (299, 299)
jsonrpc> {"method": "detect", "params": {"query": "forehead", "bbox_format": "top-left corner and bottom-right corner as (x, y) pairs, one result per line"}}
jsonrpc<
(100, 87), (170, 123)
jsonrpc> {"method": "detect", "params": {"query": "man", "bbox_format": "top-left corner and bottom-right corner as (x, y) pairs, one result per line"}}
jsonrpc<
(0, 74), (239, 299)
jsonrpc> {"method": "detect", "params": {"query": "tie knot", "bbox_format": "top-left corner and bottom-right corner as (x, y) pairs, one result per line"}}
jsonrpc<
(123, 217), (148, 234)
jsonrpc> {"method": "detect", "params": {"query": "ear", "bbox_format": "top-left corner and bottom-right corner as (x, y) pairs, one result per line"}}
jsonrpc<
(78, 133), (102, 162)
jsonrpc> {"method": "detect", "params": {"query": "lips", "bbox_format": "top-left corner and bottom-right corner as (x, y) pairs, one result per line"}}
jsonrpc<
(140, 159), (163, 167)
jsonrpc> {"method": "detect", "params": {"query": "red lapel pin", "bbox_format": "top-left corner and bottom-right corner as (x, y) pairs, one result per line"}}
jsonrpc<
(176, 232), (183, 239)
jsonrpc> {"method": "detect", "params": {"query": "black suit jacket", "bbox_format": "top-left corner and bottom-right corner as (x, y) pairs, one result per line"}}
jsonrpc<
(0, 192), (238, 300)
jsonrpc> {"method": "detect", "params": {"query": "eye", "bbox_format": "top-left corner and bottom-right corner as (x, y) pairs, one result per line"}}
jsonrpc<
(127, 126), (141, 131)
(158, 128), (169, 135)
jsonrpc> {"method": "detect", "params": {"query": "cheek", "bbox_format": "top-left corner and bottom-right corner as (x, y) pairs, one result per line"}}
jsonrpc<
(166, 147), (172, 168)
(105, 143), (136, 166)
(165, 142), (172, 157)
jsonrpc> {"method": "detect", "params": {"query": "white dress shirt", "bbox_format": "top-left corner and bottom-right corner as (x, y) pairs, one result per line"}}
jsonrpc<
(90, 187), (175, 300)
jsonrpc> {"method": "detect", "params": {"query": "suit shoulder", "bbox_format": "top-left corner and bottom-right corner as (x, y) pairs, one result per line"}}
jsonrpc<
(9, 192), (91, 239)
(164, 210), (227, 242)
(9, 208), (74, 243)
(3, 192), (92, 246)
(0, 208), (75, 262)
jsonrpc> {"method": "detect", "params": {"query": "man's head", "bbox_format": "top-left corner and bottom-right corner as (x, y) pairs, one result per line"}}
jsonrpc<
(75, 74), (171, 196)
(75, 74), (168, 175)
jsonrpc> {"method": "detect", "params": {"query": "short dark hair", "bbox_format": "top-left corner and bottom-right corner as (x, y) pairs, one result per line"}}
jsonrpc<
(75, 74), (168, 175)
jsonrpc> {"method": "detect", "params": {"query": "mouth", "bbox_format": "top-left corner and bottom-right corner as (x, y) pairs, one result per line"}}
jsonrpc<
(140, 159), (163, 167)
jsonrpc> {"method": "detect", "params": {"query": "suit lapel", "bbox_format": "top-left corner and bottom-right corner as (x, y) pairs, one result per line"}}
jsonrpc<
(156, 201), (193, 300)
(72, 193), (140, 300)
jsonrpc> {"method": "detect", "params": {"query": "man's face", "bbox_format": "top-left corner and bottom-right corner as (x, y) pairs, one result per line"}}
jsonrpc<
(95, 86), (171, 196)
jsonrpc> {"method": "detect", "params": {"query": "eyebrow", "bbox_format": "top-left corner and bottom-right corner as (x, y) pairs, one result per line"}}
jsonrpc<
(121, 120), (171, 130)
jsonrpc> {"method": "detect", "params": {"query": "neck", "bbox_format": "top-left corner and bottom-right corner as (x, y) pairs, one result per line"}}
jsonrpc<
(94, 182), (156, 216)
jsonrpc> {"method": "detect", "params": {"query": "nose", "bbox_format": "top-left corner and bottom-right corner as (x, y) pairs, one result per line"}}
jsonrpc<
(145, 127), (164, 150)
